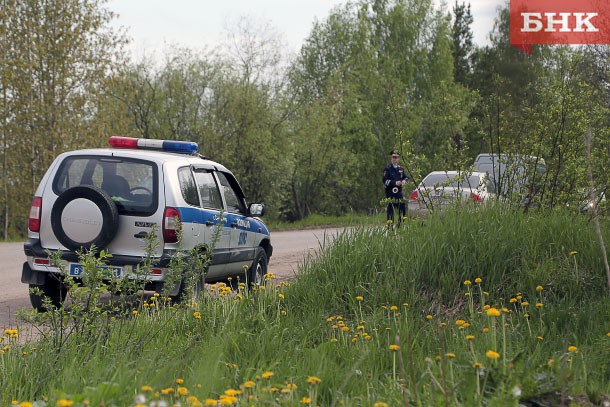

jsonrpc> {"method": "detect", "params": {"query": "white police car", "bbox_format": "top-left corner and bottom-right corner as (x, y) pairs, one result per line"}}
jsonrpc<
(23, 137), (272, 310)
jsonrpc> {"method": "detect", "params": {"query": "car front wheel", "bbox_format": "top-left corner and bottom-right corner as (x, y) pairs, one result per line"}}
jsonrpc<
(248, 248), (268, 288)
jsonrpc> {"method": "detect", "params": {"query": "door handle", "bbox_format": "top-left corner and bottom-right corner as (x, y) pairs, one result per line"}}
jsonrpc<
(230, 221), (238, 228)
(134, 231), (148, 239)
(205, 220), (215, 227)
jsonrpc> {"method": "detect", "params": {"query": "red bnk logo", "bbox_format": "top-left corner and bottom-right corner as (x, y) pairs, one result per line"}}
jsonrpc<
(510, 0), (610, 54)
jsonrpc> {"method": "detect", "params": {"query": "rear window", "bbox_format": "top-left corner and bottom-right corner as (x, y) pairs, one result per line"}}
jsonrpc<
(52, 155), (158, 216)
(422, 173), (483, 188)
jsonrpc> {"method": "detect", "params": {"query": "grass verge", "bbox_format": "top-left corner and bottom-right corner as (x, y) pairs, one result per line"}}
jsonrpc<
(1, 207), (609, 406)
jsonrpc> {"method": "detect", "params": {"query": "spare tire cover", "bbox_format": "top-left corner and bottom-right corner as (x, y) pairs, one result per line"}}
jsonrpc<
(51, 186), (119, 252)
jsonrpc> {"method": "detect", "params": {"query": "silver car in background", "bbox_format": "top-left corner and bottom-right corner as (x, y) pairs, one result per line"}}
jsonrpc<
(408, 171), (495, 218)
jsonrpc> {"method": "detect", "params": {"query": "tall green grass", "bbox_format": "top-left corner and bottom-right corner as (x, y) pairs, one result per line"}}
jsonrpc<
(1, 208), (609, 406)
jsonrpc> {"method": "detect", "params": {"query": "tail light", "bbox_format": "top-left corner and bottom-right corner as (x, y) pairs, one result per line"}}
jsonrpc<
(408, 191), (419, 200)
(163, 207), (181, 243)
(28, 196), (42, 232)
(471, 193), (482, 203)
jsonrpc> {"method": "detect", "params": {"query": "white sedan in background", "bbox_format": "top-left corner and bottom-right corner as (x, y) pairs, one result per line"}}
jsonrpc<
(408, 171), (495, 218)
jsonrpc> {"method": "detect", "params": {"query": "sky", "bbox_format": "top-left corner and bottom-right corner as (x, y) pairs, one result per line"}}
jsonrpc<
(107, 0), (506, 59)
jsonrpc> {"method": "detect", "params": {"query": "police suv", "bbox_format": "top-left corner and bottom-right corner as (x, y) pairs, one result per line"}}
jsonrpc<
(23, 137), (272, 310)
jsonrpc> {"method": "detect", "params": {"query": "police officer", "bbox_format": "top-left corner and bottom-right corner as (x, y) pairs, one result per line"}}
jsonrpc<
(383, 150), (409, 225)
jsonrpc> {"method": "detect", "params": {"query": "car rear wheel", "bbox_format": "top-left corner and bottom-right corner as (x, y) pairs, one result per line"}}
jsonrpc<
(29, 274), (67, 312)
(169, 276), (205, 304)
(51, 186), (119, 252)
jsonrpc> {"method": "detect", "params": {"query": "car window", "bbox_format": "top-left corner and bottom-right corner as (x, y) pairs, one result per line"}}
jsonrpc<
(178, 167), (199, 206)
(52, 155), (157, 216)
(193, 170), (223, 210)
(216, 172), (246, 214)
(422, 173), (480, 188)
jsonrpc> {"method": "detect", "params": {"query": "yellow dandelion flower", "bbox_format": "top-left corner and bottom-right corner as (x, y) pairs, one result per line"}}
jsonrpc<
(472, 362), (483, 368)
(524, 313), (530, 318)
(426, 315), (433, 320)
(356, 296), (363, 301)
(390, 305), (398, 311)
(465, 292), (471, 296)
(141, 385), (153, 392)
(568, 345), (578, 352)
(177, 386), (189, 396)
(486, 308), (501, 317)
(516, 295), (523, 300)
(389, 344), (400, 351)
(278, 293), (285, 299)
(482, 327), (489, 333)
(243, 381), (255, 388)
(285, 383), (297, 390)
(446, 353), (456, 358)
(176, 378), (185, 385)
(56, 400), (75, 407)
(486, 350), (500, 359)
(569, 250), (577, 255)
(326, 316), (334, 322)
(224, 389), (240, 396)
(19, 403), (33, 407)
(374, 403), (389, 407)
(475, 277), (482, 283)
(330, 338), (338, 343)
(521, 301), (529, 306)
(341, 326), (350, 332)
(547, 358), (555, 367)
(300, 397), (312, 404)
(509, 298), (517, 303)
(466, 335), (475, 340)
(607, 332), (610, 337)
(483, 305), (490, 310)
(464, 280), (472, 285)
(307, 376), (322, 385)
(537, 336), (544, 341)
(536, 285), (544, 291)
(536, 302), (543, 308)
(161, 387), (174, 395)
(132, 310), (138, 315)
(261, 371), (274, 379)
(194, 311), (201, 319)
(204, 399), (218, 406)
(455, 319), (466, 326)
(187, 395), (200, 404)
(219, 396), (237, 405)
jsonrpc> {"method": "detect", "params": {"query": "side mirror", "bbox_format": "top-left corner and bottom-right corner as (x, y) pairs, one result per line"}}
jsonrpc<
(249, 203), (265, 217)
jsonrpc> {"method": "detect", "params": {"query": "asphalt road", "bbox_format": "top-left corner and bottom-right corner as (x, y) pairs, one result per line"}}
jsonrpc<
(0, 228), (344, 330)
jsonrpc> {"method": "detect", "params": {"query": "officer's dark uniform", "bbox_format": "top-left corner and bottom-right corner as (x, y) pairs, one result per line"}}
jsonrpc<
(383, 158), (408, 224)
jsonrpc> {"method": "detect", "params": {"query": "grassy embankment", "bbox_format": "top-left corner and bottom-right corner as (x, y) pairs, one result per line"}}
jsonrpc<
(1, 207), (609, 406)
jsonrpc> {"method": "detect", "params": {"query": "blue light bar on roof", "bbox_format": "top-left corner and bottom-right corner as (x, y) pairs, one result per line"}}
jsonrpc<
(109, 136), (198, 154)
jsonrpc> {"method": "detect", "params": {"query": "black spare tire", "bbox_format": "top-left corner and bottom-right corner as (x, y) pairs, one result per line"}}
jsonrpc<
(51, 186), (119, 252)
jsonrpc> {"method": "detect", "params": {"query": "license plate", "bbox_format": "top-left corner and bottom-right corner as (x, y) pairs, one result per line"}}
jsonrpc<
(69, 263), (123, 278)
(430, 196), (451, 206)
